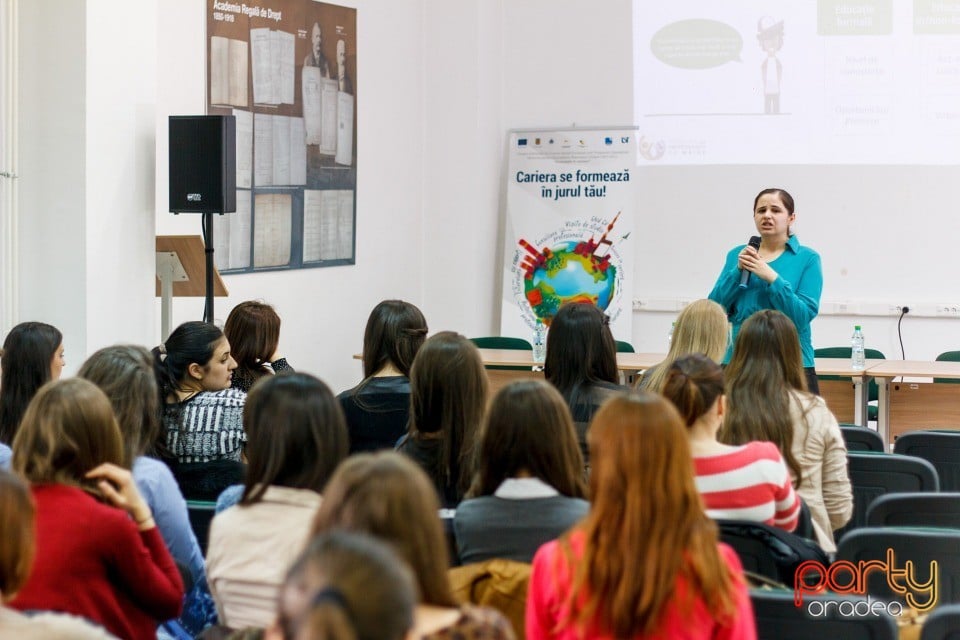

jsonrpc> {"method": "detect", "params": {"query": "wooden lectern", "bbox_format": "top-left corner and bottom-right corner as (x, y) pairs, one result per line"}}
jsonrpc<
(156, 235), (228, 340)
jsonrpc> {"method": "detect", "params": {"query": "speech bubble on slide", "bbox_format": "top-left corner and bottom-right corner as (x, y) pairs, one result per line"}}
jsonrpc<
(651, 19), (743, 69)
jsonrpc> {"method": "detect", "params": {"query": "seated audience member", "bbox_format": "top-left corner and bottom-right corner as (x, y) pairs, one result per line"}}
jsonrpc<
(396, 332), (487, 507)
(272, 531), (416, 640)
(338, 300), (428, 453)
(455, 380), (588, 564)
(154, 321), (246, 499)
(661, 354), (799, 531)
(543, 302), (625, 458)
(79, 345), (206, 587)
(0, 322), (64, 466)
(224, 301), (294, 393)
(0, 470), (117, 639)
(636, 299), (729, 392)
(720, 310), (852, 553)
(207, 373), (349, 630)
(312, 452), (515, 640)
(79, 345), (216, 633)
(526, 392), (756, 640)
(10, 379), (183, 638)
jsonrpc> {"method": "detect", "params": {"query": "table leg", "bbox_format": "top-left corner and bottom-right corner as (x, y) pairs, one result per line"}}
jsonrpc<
(853, 377), (867, 426)
(876, 376), (891, 450)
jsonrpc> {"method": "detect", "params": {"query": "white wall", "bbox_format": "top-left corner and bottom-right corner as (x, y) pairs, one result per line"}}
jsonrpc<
(155, 0), (426, 393)
(19, 0), (948, 386)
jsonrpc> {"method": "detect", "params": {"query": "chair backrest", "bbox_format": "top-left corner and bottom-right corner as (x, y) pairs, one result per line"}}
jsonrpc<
(795, 498), (815, 542)
(186, 500), (217, 555)
(840, 424), (885, 452)
(935, 351), (960, 385)
(814, 347), (886, 401)
(894, 431), (960, 492)
(837, 452), (940, 540)
(715, 519), (829, 586)
(837, 527), (960, 605)
(470, 336), (532, 350)
(614, 340), (635, 353)
(866, 492), (960, 528)
(920, 603), (960, 640)
(752, 588), (898, 640)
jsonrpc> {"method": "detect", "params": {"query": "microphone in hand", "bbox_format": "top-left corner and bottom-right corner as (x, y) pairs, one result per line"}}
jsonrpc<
(738, 236), (762, 289)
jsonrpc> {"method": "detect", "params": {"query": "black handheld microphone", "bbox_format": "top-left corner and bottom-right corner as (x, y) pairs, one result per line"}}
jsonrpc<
(738, 236), (762, 289)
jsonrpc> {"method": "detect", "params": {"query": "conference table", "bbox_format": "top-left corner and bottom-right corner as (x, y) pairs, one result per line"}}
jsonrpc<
(869, 360), (960, 446)
(477, 350), (876, 427)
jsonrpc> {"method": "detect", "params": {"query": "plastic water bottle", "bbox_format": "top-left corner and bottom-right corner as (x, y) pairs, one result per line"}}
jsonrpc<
(851, 325), (866, 371)
(667, 321), (676, 348)
(532, 320), (547, 363)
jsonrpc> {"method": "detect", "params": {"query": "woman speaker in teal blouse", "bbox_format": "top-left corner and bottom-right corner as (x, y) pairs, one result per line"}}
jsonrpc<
(708, 188), (823, 393)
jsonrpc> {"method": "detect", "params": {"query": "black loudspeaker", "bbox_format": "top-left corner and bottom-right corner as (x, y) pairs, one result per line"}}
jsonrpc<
(168, 115), (236, 213)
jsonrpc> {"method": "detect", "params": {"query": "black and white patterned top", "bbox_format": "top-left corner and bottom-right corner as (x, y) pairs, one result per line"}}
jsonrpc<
(163, 388), (247, 464)
(230, 358), (294, 393)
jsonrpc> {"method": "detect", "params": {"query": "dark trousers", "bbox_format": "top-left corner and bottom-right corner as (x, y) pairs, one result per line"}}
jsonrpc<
(804, 367), (820, 395)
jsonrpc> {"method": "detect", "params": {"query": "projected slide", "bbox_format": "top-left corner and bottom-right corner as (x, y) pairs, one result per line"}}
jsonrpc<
(634, 0), (960, 164)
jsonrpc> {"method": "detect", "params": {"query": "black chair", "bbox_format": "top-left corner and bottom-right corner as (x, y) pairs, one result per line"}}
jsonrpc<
(934, 350), (960, 385)
(837, 527), (960, 605)
(921, 603), (960, 640)
(715, 519), (828, 586)
(751, 588), (898, 640)
(894, 430), (960, 491)
(837, 452), (939, 541)
(815, 347), (885, 421)
(840, 424), (885, 452)
(866, 492), (960, 528)
(795, 498), (815, 542)
(186, 499), (217, 555)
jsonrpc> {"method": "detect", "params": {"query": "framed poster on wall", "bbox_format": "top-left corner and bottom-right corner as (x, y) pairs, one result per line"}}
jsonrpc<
(205, 0), (357, 273)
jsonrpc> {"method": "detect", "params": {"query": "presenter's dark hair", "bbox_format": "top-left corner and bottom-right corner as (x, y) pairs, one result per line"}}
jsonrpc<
(753, 188), (795, 215)
(544, 302), (618, 407)
(470, 379), (586, 499)
(408, 331), (487, 501)
(224, 300), (282, 387)
(362, 300), (428, 379)
(662, 354), (726, 428)
(78, 345), (162, 464)
(152, 321), (224, 402)
(0, 322), (63, 444)
(241, 372), (349, 504)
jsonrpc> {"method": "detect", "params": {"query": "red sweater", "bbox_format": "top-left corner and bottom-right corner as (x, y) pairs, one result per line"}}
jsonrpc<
(526, 531), (756, 640)
(11, 484), (184, 640)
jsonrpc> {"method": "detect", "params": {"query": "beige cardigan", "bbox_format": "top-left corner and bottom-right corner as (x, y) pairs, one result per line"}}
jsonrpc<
(788, 391), (853, 553)
(206, 486), (321, 629)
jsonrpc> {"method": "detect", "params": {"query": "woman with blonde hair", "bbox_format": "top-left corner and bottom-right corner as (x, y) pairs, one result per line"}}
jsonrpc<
(10, 379), (183, 639)
(721, 309), (852, 552)
(636, 299), (729, 392)
(312, 452), (514, 640)
(526, 392), (755, 639)
(396, 332), (487, 507)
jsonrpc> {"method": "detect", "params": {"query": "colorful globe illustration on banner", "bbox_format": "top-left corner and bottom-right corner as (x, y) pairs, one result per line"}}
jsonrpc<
(523, 243), (616, 322)
(517, 212), (622, 325)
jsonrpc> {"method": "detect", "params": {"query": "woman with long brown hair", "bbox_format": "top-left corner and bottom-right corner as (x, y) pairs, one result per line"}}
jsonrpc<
(721, 309), (851, 552)
(311, 452), (513, 640)
(525, 392), (755, 639)
(224, 300), (294, 393)
(396, 331), (487, 507)
(455, 380), (588, 564)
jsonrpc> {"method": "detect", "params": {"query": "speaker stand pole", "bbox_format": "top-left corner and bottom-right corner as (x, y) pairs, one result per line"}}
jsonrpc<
(203, 211), (215, 323)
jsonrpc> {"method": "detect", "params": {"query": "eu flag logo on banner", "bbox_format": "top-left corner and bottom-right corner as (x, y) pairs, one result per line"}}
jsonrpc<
(518, 138), (528, 146)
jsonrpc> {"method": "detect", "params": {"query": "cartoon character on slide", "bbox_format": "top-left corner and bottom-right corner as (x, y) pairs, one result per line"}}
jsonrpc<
(757, 16), (784, 114)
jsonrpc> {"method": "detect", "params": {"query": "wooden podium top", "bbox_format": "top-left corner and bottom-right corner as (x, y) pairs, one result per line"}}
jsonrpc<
(155, 235), (228, 297)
